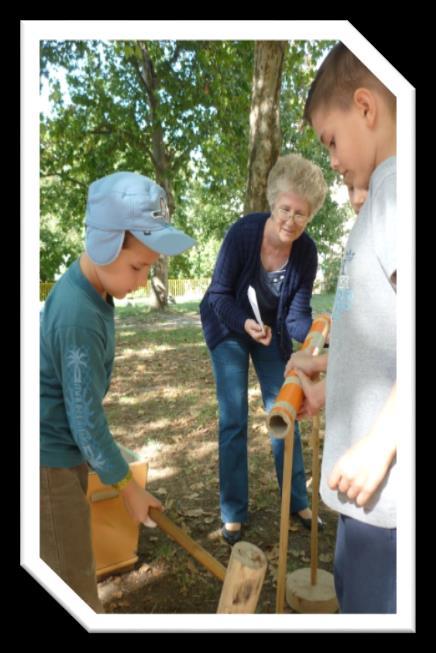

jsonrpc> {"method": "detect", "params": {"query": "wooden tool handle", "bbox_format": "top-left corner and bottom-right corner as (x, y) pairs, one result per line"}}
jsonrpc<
(149, 507), (226, 582)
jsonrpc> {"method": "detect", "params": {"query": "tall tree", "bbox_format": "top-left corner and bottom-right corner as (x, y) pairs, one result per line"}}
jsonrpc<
(129, 41), (175, 308)
(244, 41), (288, 214)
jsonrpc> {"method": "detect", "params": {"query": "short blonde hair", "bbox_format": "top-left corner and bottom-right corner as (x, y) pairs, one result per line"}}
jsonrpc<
(266, 153), (328, 220)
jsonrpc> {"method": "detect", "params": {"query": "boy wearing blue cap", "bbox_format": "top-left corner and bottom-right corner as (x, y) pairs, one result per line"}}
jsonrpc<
(40, 172), (195, 612)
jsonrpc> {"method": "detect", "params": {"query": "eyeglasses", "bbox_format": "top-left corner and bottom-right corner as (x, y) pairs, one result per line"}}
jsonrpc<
(276, 207), (310, 227)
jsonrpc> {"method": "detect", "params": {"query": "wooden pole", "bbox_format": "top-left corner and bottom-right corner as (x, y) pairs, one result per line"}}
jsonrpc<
(217, 541), (267, 613)
(268, 314), (331, 613)
(285, 411), (338, 613)
(149, 507), (226, 582)
(275, 424), (295, 613)
(310, 414), (321, 586)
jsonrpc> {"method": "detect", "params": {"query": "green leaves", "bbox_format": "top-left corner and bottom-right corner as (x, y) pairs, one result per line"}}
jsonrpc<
(40, 39), (347, 291)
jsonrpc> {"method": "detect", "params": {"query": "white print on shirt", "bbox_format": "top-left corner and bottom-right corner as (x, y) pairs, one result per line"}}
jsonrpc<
(65, 346), (113, 475)
(333, 249), (356, 320)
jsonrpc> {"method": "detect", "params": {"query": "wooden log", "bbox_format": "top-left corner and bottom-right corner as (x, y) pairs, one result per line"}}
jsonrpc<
(217, 541), (267, 613)
(149, 507), (226, 582)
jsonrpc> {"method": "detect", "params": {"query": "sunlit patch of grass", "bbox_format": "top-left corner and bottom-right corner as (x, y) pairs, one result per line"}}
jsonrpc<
(146, 465), (181, 483)
(311, 293), (335, 314)
(118, 395), (140, 406)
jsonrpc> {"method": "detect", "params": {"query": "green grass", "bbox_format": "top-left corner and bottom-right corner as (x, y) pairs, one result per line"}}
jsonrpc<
(115, 300), (200, 322)
(170, 301), (201, 314)
(311, 293), (335, 314)
(118, 325), (204, 347)
(114, 294), (335, 330)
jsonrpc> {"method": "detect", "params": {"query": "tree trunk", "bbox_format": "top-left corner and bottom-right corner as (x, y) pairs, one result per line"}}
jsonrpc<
(137, 42), (177, 309)
(244, 41), (288, 215)
(149, 255), (168, 309)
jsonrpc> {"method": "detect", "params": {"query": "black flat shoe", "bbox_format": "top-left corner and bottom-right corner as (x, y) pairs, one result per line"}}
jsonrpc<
(221, 526), (242, 545)
(291, 512), (325, 532)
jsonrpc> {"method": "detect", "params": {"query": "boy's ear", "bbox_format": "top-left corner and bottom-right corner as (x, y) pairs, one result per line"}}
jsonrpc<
(353, 88), (377, 128)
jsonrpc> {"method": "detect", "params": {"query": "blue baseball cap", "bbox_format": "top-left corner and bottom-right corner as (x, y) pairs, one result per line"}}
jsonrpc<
(85, 171), (196, 265)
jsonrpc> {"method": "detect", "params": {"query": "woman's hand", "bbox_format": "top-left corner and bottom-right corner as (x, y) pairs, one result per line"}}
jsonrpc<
(244, 319), (272, 346)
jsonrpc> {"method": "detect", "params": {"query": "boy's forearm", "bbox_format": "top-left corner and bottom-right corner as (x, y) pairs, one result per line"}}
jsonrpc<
(368, 383), (397, 455)
(328, 383), (397, 507)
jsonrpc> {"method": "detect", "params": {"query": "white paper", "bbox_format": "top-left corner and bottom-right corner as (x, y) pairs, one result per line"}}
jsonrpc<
(247, 285), (264, 332)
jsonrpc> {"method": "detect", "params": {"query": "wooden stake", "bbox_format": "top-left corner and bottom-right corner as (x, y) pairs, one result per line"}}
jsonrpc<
(310, 414), (320, 586)
(285, 413), (338, 614)
(275, 424), (294, 613)
(149, 507), (226, 582)
(217, 541), (267, 613)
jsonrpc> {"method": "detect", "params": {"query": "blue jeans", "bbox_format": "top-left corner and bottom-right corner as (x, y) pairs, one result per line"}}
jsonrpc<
(334, 515), (397, 613)
(209, 333), (308, 524)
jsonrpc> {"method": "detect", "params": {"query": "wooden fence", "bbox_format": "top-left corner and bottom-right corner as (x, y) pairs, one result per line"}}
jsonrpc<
(40, 278), (211, 302)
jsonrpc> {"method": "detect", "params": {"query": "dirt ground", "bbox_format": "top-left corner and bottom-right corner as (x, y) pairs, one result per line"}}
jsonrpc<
(97, 306), (338, 614)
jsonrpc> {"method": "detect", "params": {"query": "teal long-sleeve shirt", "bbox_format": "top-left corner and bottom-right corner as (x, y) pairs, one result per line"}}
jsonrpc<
(40, 259), (129, 485)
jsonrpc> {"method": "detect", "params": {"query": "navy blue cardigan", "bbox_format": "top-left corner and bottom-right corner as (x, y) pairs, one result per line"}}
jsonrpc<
(200, 212), (318, 362)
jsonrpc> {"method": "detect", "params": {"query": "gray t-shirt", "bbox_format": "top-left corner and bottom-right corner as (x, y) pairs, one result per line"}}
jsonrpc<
(321, 156), (397, 528)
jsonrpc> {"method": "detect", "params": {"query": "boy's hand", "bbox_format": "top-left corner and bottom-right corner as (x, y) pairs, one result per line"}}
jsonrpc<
(294, 369), (326, 418)
(285, 350), (326, 378)
(328, 435), (396, 507)
(244, 319), (272, 346)
(120, 480), (164, 527)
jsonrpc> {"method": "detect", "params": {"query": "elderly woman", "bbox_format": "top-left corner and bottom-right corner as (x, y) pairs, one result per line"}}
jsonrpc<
(200, 153), (328, 545)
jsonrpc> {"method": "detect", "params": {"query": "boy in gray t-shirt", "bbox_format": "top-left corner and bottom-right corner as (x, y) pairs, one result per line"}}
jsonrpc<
(287, 43), (397, 614)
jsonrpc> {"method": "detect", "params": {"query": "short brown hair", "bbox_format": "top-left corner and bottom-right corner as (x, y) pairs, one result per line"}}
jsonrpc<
(304, 42), (396, 125)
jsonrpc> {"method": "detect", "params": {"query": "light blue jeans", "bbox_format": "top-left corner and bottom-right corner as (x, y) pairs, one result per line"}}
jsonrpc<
(209, 333), (308, 524)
